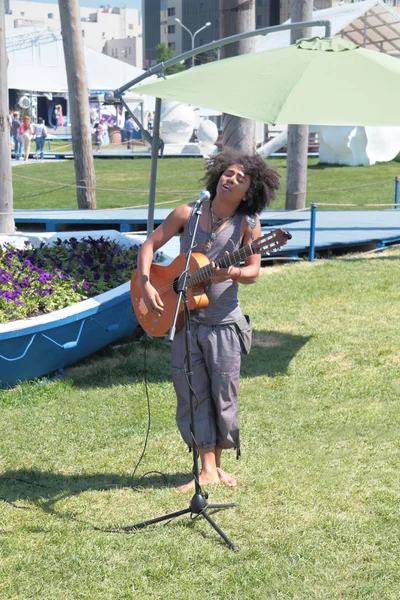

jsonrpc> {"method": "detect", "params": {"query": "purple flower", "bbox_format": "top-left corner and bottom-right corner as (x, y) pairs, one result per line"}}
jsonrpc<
(83, 253), (93, 267)
(1, 290), (19, 301)
(1, 235), (139, 324)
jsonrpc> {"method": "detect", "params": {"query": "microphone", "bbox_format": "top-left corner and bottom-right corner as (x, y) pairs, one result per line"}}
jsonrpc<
(195, 190), (211, 207)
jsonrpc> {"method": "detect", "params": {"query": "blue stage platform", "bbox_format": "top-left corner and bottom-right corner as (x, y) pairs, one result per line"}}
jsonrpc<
(14, 208), (400, 257)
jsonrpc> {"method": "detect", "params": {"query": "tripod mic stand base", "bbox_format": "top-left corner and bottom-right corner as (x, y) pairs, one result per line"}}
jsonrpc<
(122, 492), (239, 551)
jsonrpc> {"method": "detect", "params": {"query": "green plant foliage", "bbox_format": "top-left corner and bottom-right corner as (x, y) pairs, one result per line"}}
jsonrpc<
(156, 42), (186, 75)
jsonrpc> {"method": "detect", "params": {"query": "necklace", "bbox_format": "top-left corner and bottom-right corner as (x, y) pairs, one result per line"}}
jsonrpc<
(203, 206), (235, 253)
(210, 205), (233, 228)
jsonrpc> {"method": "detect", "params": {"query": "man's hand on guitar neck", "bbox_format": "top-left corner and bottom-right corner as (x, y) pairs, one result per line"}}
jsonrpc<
(211, 262), (241, 284)
(140, 279), (164, 317)
(211, 251), (241, 284)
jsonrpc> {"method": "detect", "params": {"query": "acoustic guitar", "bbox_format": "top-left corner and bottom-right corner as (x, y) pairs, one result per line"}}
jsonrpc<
(130, 228), (291, 337)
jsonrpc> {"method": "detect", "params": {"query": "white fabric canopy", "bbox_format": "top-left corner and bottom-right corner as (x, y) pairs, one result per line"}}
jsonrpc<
(6, 28), (150, 100)
(255, 0), (400, 55)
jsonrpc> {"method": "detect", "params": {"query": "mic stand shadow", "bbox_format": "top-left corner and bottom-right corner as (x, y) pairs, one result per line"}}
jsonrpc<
(122, 199), (238, 550)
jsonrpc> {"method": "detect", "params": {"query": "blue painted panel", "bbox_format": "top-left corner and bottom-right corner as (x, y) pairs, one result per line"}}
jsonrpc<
(0, 294), (138, 388)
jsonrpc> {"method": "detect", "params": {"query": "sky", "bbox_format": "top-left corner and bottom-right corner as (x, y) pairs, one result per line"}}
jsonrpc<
(24, 0), (142, 10)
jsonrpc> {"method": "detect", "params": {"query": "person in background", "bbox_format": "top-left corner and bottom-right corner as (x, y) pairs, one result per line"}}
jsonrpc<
(10, 112), (22, 160)
(19, 116), (35, 161)
(124, 114), (138, 151)
(96, 117), (106, 154)
(34, 118), (48, 160)
(56, 104), (65, 128)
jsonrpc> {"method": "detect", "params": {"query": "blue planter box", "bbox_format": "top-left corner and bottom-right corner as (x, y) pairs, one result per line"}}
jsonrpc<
(0, 284), (137, 388)
(0, 231), (145, 388)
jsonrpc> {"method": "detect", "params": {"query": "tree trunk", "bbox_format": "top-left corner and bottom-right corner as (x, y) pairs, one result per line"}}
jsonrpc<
(0, 1), (14, 233)
(285, 0), (313, 210)
(58, 0), (96, 209)
(220, 0), (255, 153)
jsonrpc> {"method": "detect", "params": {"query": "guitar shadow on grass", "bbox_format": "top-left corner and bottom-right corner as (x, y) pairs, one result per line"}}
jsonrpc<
(241, 329), (311, 379)
(65, 336), (172, 388)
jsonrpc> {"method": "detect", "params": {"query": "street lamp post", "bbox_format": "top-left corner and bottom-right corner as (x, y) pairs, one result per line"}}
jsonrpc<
(175, 18), (211, 67)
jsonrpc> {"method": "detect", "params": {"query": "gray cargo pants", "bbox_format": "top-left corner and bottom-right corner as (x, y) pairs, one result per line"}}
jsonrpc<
(171, 320), (241, 454)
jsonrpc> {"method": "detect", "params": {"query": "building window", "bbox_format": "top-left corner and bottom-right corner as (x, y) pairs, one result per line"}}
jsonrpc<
(168, 7), (175, 16)
(168, 25), (175, 34)
(82, 29), (85, 38)
(128, 24), (133, 29)
(129, 47), (132, 55)
(168, 42), (176, 50)
(102, 32), (106, 38)
(111, 48), (114, 56)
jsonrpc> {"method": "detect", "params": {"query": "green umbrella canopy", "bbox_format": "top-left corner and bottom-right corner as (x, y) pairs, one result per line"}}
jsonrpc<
(134, 37), (400, 126)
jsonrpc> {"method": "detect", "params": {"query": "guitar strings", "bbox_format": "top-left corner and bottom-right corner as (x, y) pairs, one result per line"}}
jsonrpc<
(144, 231), (284, 299)
(147, 234), (281, 298)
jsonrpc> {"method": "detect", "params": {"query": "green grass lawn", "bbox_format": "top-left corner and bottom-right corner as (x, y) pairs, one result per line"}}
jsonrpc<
(12, 157), (400, 211)
(1, 248), (400, 599)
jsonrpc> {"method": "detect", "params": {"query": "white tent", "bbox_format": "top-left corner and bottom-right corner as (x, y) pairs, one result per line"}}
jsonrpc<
(255, 0), (400, 54)
(6, 27), (152, 103)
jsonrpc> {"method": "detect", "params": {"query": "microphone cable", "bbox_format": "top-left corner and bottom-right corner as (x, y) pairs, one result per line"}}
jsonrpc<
(129, 332), (168, 491)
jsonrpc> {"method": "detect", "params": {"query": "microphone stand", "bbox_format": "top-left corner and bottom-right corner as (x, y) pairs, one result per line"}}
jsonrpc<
(122, 198), (239, 550)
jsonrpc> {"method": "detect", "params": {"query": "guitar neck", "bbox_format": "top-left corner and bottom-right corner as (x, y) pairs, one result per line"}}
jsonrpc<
(188, 244), (254, 287)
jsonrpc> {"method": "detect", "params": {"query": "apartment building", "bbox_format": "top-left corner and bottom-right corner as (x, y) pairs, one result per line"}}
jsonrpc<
(144, 0), (278, 68)
(143, 0), (168, 68)
(279, 0), (333, 23)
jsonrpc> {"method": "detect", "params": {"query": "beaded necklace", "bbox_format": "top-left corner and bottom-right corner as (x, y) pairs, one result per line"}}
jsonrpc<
(203, 204), (236, 252)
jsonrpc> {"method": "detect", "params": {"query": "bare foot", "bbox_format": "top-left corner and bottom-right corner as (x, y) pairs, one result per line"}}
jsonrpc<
(177, 470), (220, 493)
(216, 467), (237, 488)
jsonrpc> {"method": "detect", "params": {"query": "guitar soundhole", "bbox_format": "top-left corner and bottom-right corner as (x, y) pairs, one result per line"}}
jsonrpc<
(172, 274), (191, 294)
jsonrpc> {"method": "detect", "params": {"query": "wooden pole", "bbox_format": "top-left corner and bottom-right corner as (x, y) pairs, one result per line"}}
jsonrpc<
(220, 0), (255, 154)
(58, 0), (97, 209)
(285, 0), (313, 211)
(0, 0), (14, 233)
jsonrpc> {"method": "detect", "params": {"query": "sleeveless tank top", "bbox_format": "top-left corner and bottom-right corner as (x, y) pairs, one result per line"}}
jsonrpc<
(179, 202), (244, 325)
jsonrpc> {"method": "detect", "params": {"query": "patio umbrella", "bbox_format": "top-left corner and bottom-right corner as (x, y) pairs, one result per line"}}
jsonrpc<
(133, 37), (400, 126)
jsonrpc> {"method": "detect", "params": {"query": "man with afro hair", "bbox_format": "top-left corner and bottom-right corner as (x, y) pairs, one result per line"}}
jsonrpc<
(137, 149), (280, 492)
